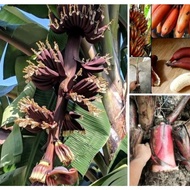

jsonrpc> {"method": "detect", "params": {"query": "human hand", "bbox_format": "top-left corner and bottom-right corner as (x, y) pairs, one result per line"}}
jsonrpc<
(133, 143), (151, 164)
(130, 81), (140, 92)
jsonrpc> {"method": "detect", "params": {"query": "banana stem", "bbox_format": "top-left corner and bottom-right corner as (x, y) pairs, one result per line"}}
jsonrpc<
(0, 30), (33, 56)
(81, 38), (96, 59)
(167, 96), (190, 124)
(109, 5), (120, 55)
(102, 5), (123, 88)
(53, 92), (68, 139)
(64, 34), (81, 80)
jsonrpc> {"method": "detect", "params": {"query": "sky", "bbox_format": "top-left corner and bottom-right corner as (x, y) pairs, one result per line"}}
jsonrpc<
(0, 5), (49, 94)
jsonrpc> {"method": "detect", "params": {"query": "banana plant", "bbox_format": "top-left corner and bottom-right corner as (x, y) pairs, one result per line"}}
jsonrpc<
(0, 4), (127, 186)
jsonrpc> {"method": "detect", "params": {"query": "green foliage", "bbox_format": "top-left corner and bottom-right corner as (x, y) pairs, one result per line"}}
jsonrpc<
(0, 124), (23, 168)
(66, 101), (111, 176)
(1, 82), (36, 127)
(13, 5), (49, 19)
(91, 164), (127, 186)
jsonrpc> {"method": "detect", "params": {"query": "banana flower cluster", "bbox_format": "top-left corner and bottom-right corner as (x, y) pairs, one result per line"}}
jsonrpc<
(15, 4), (111, 186)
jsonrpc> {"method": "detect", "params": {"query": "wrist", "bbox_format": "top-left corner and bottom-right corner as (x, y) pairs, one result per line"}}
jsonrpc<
(133, 156), (148, 167)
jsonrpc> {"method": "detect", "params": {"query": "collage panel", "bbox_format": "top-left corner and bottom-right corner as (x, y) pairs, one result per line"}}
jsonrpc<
(129, 4), (190, 187)
(129, 57), (151, 93)
(151, 4), (190, 38)
(130, 4), (151, 57)
(129, 95), (190, 186)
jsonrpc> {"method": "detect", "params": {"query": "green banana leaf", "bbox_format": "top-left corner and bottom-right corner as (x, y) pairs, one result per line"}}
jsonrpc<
(0, 5), (33, 24)
(1, 82), (36, 127)
(0, 96), (9, 124)
(91, 164), (127, 186)
(0, 124), (23, 168)
(0, 5), (48, 79)
(0, 38), (6, 60)
(0, 4), (125, 186)
(15, 55), (31, 94)
(0, 105), (3, 127)
(66, 100), (111, 176)
(0, 166), (27, 185)
(13, 5), (49, 19)
(2, 23), (48, 79)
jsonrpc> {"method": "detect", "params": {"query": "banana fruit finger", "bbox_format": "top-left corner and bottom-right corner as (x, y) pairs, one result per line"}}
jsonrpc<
(170, 72), (190, 92)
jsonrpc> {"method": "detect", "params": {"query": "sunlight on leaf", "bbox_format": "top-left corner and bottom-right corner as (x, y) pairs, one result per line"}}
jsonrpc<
(1, 82), (36, 127)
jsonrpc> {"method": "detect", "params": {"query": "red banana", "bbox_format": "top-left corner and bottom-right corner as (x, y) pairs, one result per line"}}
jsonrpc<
(167, 47), (190, 62)
(166, 57), (190, 70)
(151, 5), (172, 29)
(150, 122), (178, 172)
(175, 4), (190, 37)
(161, 6), (179, 37)
(152, 4), (160, 14)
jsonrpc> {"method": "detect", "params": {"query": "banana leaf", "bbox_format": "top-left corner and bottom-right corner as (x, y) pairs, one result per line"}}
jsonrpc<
(66, 100), (111, 176)
(0, 124), (23, 168)
(1, 82), (36, 127)
(0, 166), (26, 185)
(91, 164), (127, 186)
(13, 5), (49, 19)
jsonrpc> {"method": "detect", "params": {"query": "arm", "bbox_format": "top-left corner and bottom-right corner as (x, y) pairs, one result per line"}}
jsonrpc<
(130, 143), (151, 186)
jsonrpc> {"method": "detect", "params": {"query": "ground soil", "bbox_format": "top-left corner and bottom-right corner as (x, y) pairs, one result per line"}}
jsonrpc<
(139, 163), (189, 186)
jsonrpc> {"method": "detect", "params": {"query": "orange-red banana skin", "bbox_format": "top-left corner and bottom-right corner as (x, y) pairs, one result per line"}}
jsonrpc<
(152, 5), (172, 29)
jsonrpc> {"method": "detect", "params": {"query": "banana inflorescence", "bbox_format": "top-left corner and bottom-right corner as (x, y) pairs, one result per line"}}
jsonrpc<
(130, 5), (148, 57)
(152, 4), (190, 38)
(16, 4), (112, 186)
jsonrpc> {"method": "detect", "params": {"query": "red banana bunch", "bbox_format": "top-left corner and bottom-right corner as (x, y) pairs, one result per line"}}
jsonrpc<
(130, 5), (147, 57)
(166, 47), (190, 70)
(152, 4), (190, 38)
